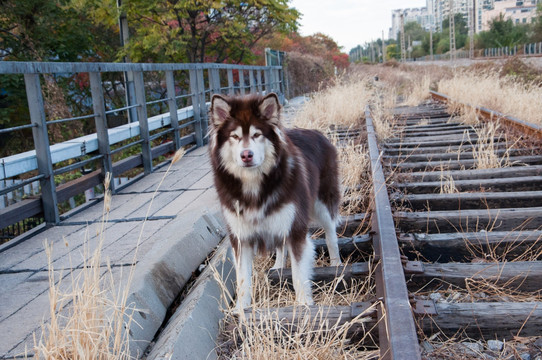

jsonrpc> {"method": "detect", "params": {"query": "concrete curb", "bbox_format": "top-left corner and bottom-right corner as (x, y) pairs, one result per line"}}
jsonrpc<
(145, 240), (235, 360)
(126, 209), (227, 358)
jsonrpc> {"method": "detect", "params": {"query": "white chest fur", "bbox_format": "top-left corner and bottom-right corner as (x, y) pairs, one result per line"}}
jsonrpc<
(223, 201), (296, 242)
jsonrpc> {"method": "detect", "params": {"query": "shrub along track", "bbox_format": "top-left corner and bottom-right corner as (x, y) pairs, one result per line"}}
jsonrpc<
(230, 95), (542, 360)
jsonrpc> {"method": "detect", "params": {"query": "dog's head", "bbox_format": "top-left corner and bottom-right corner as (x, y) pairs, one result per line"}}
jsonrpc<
(209, 93), (283, 175)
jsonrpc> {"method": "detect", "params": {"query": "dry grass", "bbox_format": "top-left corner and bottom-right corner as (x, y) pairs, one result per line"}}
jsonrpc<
(34, 148), (186, 360)
(439, 174), (458, 194)
(403, 75), (431, 107)
(292, 74), (371, 131)
(464, 231), (542, 264)
(337, 141), (371, 216)
(470, 122), (506, 169)
(214, 255), (379, 359)
(438, 70), (542, 127)
(456, 104), (480, 126)
(34, 173), (135, 360)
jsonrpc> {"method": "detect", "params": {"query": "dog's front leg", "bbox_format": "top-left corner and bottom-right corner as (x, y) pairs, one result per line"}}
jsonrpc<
(233, 240), (254, 313)
(288, 235), (314, 305)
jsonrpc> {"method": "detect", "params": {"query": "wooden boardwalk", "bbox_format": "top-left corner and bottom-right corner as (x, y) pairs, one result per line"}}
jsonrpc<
(0, 146), (217, 359)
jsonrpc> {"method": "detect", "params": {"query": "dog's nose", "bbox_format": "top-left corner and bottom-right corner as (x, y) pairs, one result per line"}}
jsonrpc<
(240, 150), (254, 163)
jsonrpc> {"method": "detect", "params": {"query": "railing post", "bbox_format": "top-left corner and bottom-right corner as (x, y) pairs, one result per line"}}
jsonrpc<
(238, 69), (246, 95)
(189, 68), (204, 147)
(24, 73), (59, 224)
(256, 70), (263, 94)
(281, 65), (289, 100)
(209, 68), (221, 95)
(227, 69), (234, 95)
(264, 68), (272, 94)
(273, 68), (281, 96)
(249, 70), (257, 93)
(133, 71), (153, 174)
(165, 70), (181, 151)
(89, 72), (115, 192)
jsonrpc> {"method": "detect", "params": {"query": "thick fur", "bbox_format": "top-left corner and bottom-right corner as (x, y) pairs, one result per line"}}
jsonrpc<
(209, 93), (341, 311)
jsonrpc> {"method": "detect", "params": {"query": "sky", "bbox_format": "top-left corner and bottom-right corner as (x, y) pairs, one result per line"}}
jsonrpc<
(289, 0), (427, 53)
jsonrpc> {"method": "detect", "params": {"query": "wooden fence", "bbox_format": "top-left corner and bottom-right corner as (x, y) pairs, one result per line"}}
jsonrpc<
(0, 61), (284, 241)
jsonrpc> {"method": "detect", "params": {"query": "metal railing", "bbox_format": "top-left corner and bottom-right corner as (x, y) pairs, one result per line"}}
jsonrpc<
(0, 61), (284, 237)
(412, 41), (542, 62)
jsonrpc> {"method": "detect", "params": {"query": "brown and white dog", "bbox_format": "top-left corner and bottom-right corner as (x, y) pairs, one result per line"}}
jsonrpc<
(208, 93), (341, 312)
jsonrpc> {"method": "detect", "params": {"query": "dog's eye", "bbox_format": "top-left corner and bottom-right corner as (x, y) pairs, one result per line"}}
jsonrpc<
(253, 133), (262, 139)
(230, 134), (240, 140)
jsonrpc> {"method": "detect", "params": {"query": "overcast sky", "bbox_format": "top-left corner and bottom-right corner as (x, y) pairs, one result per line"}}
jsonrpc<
(289, 0), (428, 52)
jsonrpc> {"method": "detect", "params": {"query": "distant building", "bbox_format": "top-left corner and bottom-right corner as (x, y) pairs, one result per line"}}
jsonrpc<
(481, 0), (540, 30)
(389, 0), (541, 40)
(390, 7), (432, 39)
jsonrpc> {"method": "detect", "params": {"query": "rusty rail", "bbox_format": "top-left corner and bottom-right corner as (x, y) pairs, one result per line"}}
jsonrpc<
(365, 106), (421, 360)
(430, 90), (542, 140)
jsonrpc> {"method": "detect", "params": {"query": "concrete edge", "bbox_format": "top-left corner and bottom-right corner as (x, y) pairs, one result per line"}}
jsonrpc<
(125, 207), (227, 358)
(145, 239), (235, 360)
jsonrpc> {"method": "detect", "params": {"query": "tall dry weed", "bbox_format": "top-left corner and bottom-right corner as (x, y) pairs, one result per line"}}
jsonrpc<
(292, 74), (371, 131)
(336, 141), (371, 215)
(214, 255), (379, 359)
(403, 75), (431, 106)
(470, 122), (511, 169)
(438, 70), (542, 126)
(439, 174), (458, 194)
(34, 148), (186, 360)
(34, 173), (135, 360)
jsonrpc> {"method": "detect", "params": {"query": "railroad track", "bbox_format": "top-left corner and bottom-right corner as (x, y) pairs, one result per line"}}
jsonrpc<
(219, 96), (542, 359)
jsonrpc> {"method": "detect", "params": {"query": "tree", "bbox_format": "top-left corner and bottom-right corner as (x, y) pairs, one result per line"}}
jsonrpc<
(107, 0), (300, 64)
(255, 31), (349, 69)
(0, 0), (101, 156)
(531, 3), (542, 42)
(0, 0), (94, 62)
(399, 21), (426, 44)
(385, 43), (399, 60)
(476, 14), (529, 48)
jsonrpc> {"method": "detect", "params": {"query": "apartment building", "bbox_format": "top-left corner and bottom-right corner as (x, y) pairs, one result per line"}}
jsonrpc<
(481, 0), (540, 30)
(389, 0), (540, 38)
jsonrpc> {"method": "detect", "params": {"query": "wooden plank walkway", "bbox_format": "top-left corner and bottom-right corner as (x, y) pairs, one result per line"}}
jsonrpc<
(0, 146), (217, 359)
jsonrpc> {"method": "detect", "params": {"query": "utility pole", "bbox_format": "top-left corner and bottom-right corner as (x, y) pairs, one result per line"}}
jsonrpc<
(449, 0), (456, 61)
(382, 30), (387, 62)
(469, 1), (474, 58)
(371, 41), (375, 63)
(400, 13), (406, 63)
(430, 25), (434, 60)
(117, 0), (137, 123)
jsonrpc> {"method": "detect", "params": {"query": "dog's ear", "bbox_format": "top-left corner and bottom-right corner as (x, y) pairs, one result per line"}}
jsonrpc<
(259, 93), (281, 125)
(210, 94), (231, 127)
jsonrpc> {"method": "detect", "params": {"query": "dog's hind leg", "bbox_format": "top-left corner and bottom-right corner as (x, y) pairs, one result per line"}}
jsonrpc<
(271, 246), (287, 269)
(314, 200), (342, 266)
(288, 235), (314, 305)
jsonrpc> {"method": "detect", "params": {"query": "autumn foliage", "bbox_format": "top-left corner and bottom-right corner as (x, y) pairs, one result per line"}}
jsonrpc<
(252, 32), (349, 96)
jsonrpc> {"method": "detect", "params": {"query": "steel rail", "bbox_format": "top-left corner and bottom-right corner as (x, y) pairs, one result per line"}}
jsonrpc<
(365, 106), (421, 360)
(430, 90), (542, 140)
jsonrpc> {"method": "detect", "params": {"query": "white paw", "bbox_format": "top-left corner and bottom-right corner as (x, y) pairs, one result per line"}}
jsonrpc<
(296, 296), (314, 306)
(330, 258), (342, 267)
